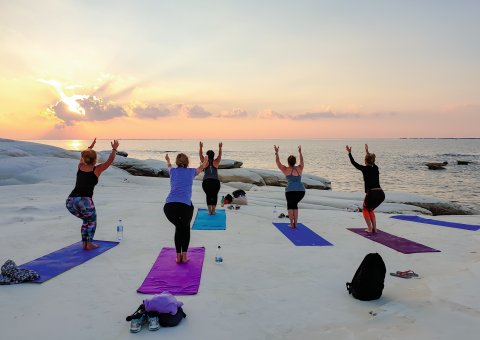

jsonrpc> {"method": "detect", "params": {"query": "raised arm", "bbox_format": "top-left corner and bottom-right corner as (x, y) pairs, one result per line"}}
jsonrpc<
(365, 144), (370, 155)
(213, 142), (223, 167)
(165, 153), (172, 175)
(196, 157), (209, 176)
(346, 145), (363, 171)
(274, 145), (287, 173)
(95, 140), (119, 176)
(298, 145), (304, 170)
(88, 138), (96, 150)
(199, 141), (204, 163)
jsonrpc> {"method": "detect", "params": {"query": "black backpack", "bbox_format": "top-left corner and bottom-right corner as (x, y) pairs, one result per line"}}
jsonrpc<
(346, 253), (386, 301)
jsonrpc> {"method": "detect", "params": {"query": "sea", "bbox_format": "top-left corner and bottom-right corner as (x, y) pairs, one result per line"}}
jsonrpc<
(30, 139), (480, 212)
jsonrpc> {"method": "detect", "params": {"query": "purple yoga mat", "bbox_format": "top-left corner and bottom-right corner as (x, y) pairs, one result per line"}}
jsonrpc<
(137, 247), (205, 295)
(347, 228), (440, 254)
(19, 240), (119, 283)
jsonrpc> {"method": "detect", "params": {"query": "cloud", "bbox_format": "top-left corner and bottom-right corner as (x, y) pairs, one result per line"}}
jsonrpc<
(219, 109), (249, 118)
(257, 109), (286, 119)
(178, 104), (212, 118)
(48, 95), (128, 126)
(133, 105), (173, 119)
(292, 111), (360, 120)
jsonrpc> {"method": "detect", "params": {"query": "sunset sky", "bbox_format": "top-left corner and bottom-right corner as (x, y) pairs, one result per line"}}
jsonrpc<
(0, 0), (479, 139)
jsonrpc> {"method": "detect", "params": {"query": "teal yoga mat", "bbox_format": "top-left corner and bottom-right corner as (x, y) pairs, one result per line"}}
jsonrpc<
(192, 209), (226, 230)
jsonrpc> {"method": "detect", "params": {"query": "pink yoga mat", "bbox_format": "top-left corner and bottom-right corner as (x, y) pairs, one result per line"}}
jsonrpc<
(137, 247), (205, 295)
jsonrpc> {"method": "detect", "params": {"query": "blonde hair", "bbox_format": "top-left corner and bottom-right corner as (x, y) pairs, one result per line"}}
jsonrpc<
(176, 153), (189, 168)
(81, 149), (97, 165)
(365, 153), (376, 165)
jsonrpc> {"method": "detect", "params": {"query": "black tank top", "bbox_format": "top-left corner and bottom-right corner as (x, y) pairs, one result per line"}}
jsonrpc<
(69, 168), (99, 198)
(203, 160), (218, 180)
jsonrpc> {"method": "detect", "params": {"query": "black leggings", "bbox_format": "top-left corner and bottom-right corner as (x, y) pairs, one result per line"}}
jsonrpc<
(202, 179), (221, 205)
(285, 191), (305, 210)
(163, 202), (194, 253)
(364, 189), (385, 211)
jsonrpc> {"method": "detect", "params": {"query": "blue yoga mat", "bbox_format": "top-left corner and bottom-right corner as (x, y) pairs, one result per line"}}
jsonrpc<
(19, 240), (119, 283)
(192, 209), (226, 230)
(272, 223), (333, 246)
(390, 215), (480, 231)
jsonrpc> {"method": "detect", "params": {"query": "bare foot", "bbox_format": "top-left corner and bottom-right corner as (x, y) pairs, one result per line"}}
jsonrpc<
(176, 253), (182, 263)
(84, 242), (99, 250)
(364, 229), (373, 233)
(181, 252), (189, 263)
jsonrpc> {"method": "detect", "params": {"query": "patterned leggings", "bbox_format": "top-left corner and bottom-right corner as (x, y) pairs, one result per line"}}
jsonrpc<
(66, 197), (97, 242)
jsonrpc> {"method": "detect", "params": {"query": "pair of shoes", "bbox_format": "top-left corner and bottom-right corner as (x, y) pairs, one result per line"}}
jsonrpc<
(130, 314), (160, 332)
(127, 304), (160, 332)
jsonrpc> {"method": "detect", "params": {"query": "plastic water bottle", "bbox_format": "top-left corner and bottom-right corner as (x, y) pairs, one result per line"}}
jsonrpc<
(273, 205), (278, 221)
(221, 196), (225, 207)
(215, 245), (223, 263)
(116, 219), (124, 241)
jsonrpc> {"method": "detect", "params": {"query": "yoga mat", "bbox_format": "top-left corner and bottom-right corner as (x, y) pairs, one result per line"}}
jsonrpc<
(272, 223), (333, 246)
(347, 228), (440, 254)
(137, 247), (205, 295)
(192, 209), (226, 230)
(19, 240), (119, 283)
(390, 215), (480, 231)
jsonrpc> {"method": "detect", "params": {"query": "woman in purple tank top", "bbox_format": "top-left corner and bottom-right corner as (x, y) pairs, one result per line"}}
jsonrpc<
(164, 153), (208, 263)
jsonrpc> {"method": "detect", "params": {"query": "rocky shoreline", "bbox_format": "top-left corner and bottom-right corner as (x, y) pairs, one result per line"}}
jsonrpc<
(0, 140), (476, 216)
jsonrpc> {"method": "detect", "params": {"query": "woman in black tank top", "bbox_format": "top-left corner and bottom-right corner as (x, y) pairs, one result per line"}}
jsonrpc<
(199, 141), (222, 215)
(66, 138), (119, 250)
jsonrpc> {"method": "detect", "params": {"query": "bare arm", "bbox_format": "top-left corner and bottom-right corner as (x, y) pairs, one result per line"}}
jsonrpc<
(95, 140), (119, 176)
(297, 145), (304, 171)
(196, 157), (209, 176)
(274, 145), (287, 173)
(199, 141), (204, 163)
(165, 153), (172, 175)
(213, 142), (223, 167)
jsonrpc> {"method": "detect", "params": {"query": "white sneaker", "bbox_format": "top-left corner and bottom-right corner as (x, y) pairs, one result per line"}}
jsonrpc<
(130, 314), (146, 333)
(148, 315), (160, 331)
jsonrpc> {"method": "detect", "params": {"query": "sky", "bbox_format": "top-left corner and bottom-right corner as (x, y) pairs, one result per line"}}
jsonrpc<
(0, 0), (479, 139)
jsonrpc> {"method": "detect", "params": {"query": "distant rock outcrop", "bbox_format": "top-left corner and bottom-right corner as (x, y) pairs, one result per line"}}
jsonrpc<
(425, 162), (448, 170)
(218, 159), (243, 169)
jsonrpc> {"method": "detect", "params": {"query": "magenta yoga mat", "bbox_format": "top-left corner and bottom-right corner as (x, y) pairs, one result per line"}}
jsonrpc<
(137, 247), (205, 295)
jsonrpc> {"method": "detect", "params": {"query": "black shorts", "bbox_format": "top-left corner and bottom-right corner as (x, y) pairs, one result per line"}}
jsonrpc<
(363, 189), (385, 211)
(285, 191), (305, 210)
